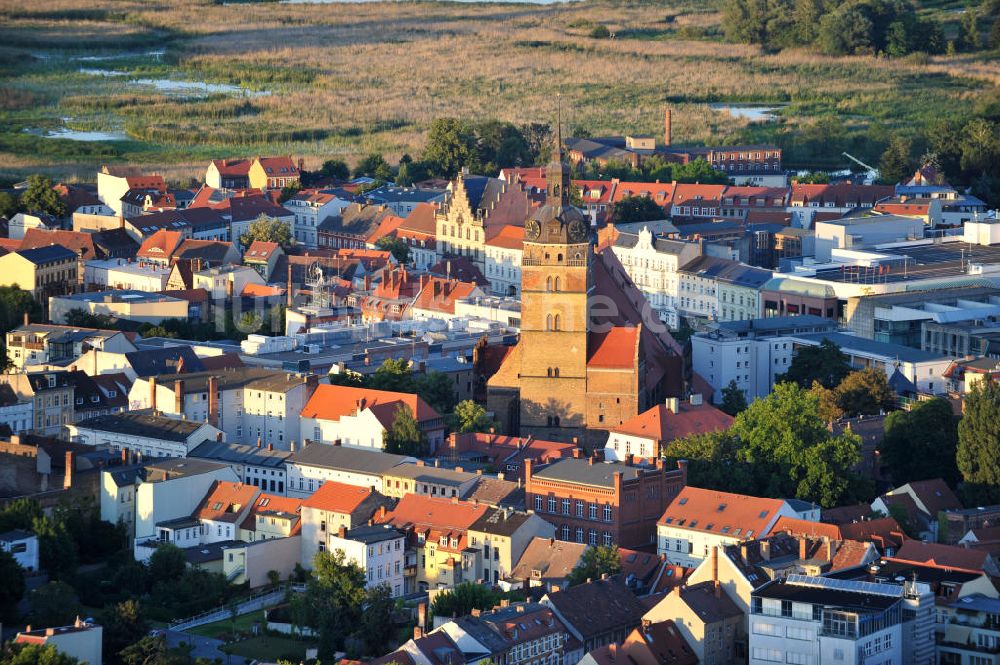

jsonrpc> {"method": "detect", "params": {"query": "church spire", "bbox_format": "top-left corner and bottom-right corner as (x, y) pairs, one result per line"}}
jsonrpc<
(546, 95), (571, 206)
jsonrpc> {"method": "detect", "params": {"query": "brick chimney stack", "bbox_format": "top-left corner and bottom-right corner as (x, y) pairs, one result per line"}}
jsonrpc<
(149, 376), (157, 412)
(664, 108), (672, 147)
(63, 451), (74, 489)
(174, 380), (184, 414)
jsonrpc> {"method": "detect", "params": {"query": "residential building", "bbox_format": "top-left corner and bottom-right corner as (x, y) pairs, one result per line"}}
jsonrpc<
(644, 582), (743, 665)
(788, 182), (895, 226)
(441, 603), (571, 665)
(941, 504), (1000, 545)
(483, 225), (524, 297)
(748, 575), (924, 665)
(285, 442), (412, 497)
(67, 413), (223, 459)
(362, 185), (446, 216)
(936, 594), (1000, 665)
(242, 240), (284, 281)
(83, 258), (171, 291)
(815, 214), (925, 262)
(0, 529), (39, 572)
(300, 384), (445, 453)
(657, 487), (801, 567)
(541, 577), (646, 662)
(0, 384), (32, 435)
(409, 277), (486, 323)
(97, 164), (165, 217)
(375, 493), (490, 593)
(508, 536), (587, 591)
(205, 156), (300, 191)
(871, 478), (962, 542)
(14, 619), (103, 665)
(382, 462), (480, 500)
(525, 455), (687, 548)
(604, 395), (733, 462)
(48, 290), (188, 326)
(4, 323), (135, 370)
(283, 189), (351, 248)
(678, 255), (771, 323)
(438, 432), (576, 483)
(238, 492), (302, 542)
(0, 245), (78, 307)
(891, 540), (999, 576)
(300, 480), (394, 566)
(0, 371), (74, 437)
(579, 620), (697, 665)
(8, 212), (61, 240)
(318, 203), (395, 250)
(326, 524), (407, 597)
(468, 507), (555, 586)
(188, 440), (291, 494)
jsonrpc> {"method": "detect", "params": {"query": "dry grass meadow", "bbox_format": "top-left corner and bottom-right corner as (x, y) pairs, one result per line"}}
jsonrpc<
(0, 0), (997, 183)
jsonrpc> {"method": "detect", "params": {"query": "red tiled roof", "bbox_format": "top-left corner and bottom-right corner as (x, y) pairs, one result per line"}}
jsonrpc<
(302, 481), (376, 514)
(377, 493), (489, 532)
(196, 481), (259, 522)
(671, 184), (726, 206)
(242, 283), (284, 298)
(20, 229), (97, 260)
(616, 401), (732, 442)
(612, 180), (675, 206)
(485, 224), (524, 250)
(772, 516), (843, 540)
(137, 229), (184, 260)
(241, 493), (302, 531)
(367, 215), (407, 245)
(873, 202), (931, 216)
(398, 203), (438, 235)
(257, 156), (300, 177)
(211, 159), (253, 176)
(658, 487), (786, 539)
(200, 353), (245, 370)
(124, 175), (166, 192)
(300, 384), (439, 423)
(244, 240), (280, 261)
(891, 540), (991, 573)
(160, 288), (210, 303)
(412, 277), (481, 314)
(587, 326), (639, 369)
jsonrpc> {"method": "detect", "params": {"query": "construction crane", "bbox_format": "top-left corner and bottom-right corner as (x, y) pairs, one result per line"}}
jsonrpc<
(842, 152), (880, 185)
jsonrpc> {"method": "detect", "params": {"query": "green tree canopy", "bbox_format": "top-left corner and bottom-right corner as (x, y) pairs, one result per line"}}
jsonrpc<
(958, 378), (1000, 504)
(430, 582), (498, 619)
(291, 550), (367, 657)
(879, 136), (916, 185)
(320, 159), (350, 180)
(0, 549), (25, 623)
(0, 191), (20, 219)
(452, 400), (500, 434)
(374, 236), (411, 264)
(353, 154), (393, 182)
(383, 405), (428, 457)
(0, 643), (80, 665)
(102, 600), (149, 665)
(833, 368), (896, 417)
(148, 543), (187, 585)
(357, 584), (396, 656)
(778, 338), (852, 390)
(20, 175), (65, 217)
(368, 358), (416, 393)
(0, 286), (41, 370)
(719, 380), (748, 417)
(566, 545), (622, 586)
(609, 196), (664, 224)
(672, 158), (729, 184)
(414, 371), (457, 416)
(32, 515), (77, 580)
(662, 431), (756, 495)
(239, 215), (293, 250)
(731, 382), (864, 507)
(882, 398), (959, 486)
(28, 581), (81, 628)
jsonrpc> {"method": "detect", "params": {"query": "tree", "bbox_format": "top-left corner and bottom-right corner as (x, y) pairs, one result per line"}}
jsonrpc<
(20, 175), (65, 217)
(353, 154), (392, 182)
(422, 118), (477, 178)
(778, 338), (851, 390)
(795, 172), (831, 184)
(383, 405), (428, 457)
(368, 358), (416, 393)
(452, 400), (499, 433)
(102, 600), (149, 665)
(320, 159), (350, 181)
(374, 236), (411, 264)
(719, 380), (748, 417)
(662, 431), (756, 495)
(28, 581), (81, 628)
(609, 196), (665, 224)
(0, 549), (25, 623)
(566, 545), (622, 586)
(430, 582), (498, 619)
(731, 382), (863, 507)
(290, 550), (367, 658)
(278, 181), (302, 204)
(0, 191), (19, 219)
(990, 12), (1000, 48)
(957, 378), (1000, 503)
(0, 643), (80, 665)
(879, 136), (915, 185)
(239, 215), (293, 250)
(589, 24), (611, 38)
(810, 380), (844, 424)
(833, 368), (896, 417)
(148, 543), (187, 585)
(958, 6), (982, 51)
(357, 584), (396, 656)
(32, 515), (77, 580)
(64, 309), (117, 329)
(882, 398), (959, 486)
(118, 636), (167, 665)
(414, 371), (457, 416)
(0, 286), (41, 370)
(672, 158), (729, 184)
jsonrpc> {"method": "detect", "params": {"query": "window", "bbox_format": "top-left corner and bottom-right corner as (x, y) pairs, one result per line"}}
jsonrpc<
(588, 529), (597, 545)
(603, 504), (612, 522)
(602, 531), (613, 546)
(562, 499), (570, 515)
(535, 496), (543, 511)
(548, 497), (557, 513)
(576, 501), (584, 518)
(750, 649), (782, 663)
(589, 504), (598, 520)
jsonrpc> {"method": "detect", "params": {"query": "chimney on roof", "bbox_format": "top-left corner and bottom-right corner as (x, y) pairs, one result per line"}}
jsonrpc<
(149, 376), (157, 412)
(825, 536), (836, 561)
(64, 451), (74, 490)
(267, 443), (273, 451)
(338, 525), (346, 539)
(760, 539), (770, 561)
(174, 379), (184, 414)
(588, 456), (594, 466)
(207, 375), (219, 427)
(417, 602), (427, 630)
(23, 311), (29, 327)
(664, 108), (672, 147)
(799, 537), (808, 561)
(666, 397), (679, 414)
(257, 436), (262, 449)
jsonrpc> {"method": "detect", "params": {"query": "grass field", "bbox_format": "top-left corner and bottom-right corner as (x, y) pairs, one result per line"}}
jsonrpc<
(221, 635), (311, 662)
(0, 0), (997, 184)
(185, 610), (267, 639)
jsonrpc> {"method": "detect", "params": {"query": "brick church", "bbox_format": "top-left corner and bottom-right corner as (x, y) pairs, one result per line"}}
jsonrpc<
(487, 131), (683, 447)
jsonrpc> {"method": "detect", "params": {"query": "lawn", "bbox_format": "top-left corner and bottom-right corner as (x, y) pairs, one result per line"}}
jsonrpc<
(221, 635), (311, 663)
(0, 0), (997, 182)
(185, 610), (267, 640)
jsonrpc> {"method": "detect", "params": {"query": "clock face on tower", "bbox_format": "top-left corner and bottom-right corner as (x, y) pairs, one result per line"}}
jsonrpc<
(525, 219), (541, 241)
(568, 218), (589, 243)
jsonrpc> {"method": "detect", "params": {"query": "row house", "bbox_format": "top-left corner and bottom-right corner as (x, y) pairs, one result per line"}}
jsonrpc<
(677, 255), (771, 323)
(285, 442), (413, 498)
(0, 371), (74, 437)
(409, 277), (486, 322)
(698, 145), (783, 183)
(393, 203), (439, 270)
(604, 395), (733, 462)
(483, 225), (524, 297)
(0, 384), (33, 435)
(8, 212), (60, 240)
(97, 165), (166, 217)
(300, 384), (445, 453)
(318, 203), (394, 250)
(283, 189), (351, 248)
(5, 322), (135, 370)
(643, 582), (743, 665)
(242, 240), (284, 281)
(299, 480), (396, 573)
(120, 188), (176, 217)
(205, 156), (301, 191)
(67, 412), (223, 459)
(668, 184), (727, 222)
(524, 454), (687, 549)
(467, 507), (554, 586)
(0, 245), (79, 308)
(719, 186), (790, 220)
(541, 577), (647, 661)
(788, 182), (895, 225)
(361, 184), (447, 216)
(355, 265), (422, 322)
(437, 432), (577, 483)
(438, 602), (572, 665)
(189, 439), (291, 494)
(326, 524), (407, 597)
(382, 462), (480, 500)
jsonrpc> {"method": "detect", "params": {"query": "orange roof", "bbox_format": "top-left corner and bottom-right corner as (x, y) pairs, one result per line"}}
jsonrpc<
(587, 326), (640, 369)
(658, 487), (786, 540)
(245, 240), (280, 261)
(377, 493), (489, 532)
(196, 481), (259, 523)
(873, 202), (931, 216)
(412, 277), (480, 314)
(124, 174), (165, 192)
(242, 283), (284, 298)
(367, 215), (407, 245)
(891, 540), (991, 574)
(671, 184), (726, 206)
(212, 159), (253, 176)
(399, 203), (438, 235)
(612, 181), (674, 205)
(301, 481), (376, 514)
(300, 384), (439, 423)
(20, 229), (98, 260)
(616, 401), (732, 443)
(485, 224), (524, 250)
(137, 229), (184, 260)
(257, 156), (300, 176)
(243, 493), (302, 523)
(771, 516), (842, 540)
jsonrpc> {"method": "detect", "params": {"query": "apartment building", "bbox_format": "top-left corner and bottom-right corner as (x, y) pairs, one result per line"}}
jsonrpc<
(326, 524), (407, 597)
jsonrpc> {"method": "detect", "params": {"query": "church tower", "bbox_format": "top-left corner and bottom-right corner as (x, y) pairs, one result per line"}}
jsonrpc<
(517, 114), (593, 441)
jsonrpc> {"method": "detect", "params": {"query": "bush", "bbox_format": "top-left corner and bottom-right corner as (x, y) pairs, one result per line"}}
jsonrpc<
(589, 25), (611, 39)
